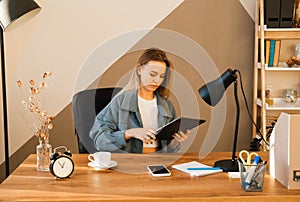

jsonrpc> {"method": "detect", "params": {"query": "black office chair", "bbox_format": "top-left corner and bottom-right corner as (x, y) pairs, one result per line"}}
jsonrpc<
(72, 87), (122, 153)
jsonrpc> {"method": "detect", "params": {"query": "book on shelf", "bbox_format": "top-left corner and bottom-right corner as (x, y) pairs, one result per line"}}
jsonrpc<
(269, 40), (276, 67)
(265, 40), (270, 65)
(273, 40), (281, 67)
(265, 39), (281, 67)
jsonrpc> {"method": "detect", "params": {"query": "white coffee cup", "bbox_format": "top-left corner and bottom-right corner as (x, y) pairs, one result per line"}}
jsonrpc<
(88, 152), (111, 167)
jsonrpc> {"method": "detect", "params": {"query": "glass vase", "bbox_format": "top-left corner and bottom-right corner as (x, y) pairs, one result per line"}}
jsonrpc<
(36, 127), (52, 172)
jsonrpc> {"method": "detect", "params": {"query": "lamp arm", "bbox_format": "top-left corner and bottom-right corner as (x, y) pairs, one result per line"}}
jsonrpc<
(232, 80), (240, 162)
(236, 70), (269, 147)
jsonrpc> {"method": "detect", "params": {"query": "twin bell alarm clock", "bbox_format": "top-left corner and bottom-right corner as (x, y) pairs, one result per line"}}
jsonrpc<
(49, 146), (74, 179)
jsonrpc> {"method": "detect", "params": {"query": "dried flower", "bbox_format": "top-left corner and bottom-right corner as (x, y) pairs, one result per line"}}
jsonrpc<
(17, 72), (55, 139)
(40, 82), (45, 89)
(43, 72), (52, 79)
(17, 80), (22, 87)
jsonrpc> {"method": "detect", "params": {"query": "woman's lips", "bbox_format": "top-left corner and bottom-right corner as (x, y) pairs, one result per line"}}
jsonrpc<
(149, 84), (159, 89)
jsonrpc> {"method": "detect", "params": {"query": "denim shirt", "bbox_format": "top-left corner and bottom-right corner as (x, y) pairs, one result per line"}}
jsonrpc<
(89, 90), (179, 153)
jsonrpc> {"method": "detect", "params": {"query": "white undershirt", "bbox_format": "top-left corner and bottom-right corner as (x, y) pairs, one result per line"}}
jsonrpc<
(138, 95), (158, 148)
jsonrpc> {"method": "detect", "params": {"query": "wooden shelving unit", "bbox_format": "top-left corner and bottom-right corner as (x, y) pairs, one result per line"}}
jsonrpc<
(252, 0), (300, 151)
(259, 28), (300, 39)
(258, 63), (300, 70)
(257, 98), (300, 110)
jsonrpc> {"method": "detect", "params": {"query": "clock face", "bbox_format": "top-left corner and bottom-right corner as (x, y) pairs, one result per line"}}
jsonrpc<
(51, 156), (74, 178)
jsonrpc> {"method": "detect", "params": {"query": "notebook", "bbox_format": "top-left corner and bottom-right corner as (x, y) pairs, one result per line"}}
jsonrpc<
(155, 117), (206, 141)
(172, 161), (223, 177)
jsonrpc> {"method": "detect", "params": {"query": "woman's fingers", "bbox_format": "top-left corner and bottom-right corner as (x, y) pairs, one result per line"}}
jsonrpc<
(173, 133), (183, 142)
(145, 129), (156, 140)
(141, 128), (156, 144)
(173, 130), (191, 142)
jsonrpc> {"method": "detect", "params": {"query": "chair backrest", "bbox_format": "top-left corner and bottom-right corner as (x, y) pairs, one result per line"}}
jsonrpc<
(72, 87), (122, 153)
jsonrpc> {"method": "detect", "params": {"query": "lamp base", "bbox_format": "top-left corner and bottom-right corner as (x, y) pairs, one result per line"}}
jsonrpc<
(214, 159), (239, 172)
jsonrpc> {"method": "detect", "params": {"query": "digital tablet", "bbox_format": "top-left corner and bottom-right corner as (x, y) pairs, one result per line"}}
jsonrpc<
(155, 117), (206, 141)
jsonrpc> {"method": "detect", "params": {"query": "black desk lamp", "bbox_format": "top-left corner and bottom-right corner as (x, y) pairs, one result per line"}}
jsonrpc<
(199, 68), (239, 172)
(0, 0), (41, 177)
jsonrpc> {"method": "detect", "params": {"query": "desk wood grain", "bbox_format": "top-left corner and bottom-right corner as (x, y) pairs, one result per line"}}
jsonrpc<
(0, 152), (300, 201)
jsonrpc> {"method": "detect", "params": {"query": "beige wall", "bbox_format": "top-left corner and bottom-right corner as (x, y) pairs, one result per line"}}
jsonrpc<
(0, 0), (257, 180)
(6, 0), (184, 156)
(1, 0), (185, 177)
(96, 0), (256, 154)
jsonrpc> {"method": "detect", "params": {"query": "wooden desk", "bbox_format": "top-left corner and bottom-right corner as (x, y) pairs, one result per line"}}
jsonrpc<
(0, 152), (300, 201)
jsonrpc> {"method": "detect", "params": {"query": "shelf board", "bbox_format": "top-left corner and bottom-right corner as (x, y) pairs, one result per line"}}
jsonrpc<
(265, 67), (300, 71)
(258, 27), (300, 39)
(257, 63), (300, 71)
(257, 98), (300, 110)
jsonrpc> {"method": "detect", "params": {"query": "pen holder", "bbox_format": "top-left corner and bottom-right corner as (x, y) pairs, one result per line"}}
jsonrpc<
(238, 161), (267, 192)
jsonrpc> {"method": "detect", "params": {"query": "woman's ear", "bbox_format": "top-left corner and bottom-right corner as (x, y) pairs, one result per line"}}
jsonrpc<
(136, 64), (141, 75)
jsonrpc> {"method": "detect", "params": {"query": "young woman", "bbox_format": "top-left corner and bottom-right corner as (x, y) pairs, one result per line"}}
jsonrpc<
(89, 48), (190, 153)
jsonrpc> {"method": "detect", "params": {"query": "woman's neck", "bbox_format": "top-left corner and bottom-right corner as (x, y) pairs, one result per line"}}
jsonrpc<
(138, 88), (154, 100)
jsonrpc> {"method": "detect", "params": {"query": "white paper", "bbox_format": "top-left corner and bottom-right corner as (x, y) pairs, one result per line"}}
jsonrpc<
(228, 172), (241, 178)
(171, 161), (222, 176)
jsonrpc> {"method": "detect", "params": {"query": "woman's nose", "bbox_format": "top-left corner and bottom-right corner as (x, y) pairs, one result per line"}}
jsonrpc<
(153, 76), (160, 83)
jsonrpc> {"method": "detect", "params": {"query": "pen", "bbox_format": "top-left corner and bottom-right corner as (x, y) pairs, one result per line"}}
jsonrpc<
(250, 161), (267, 184)
(243, 155), (261, 190)
(187, 167), (221, 171)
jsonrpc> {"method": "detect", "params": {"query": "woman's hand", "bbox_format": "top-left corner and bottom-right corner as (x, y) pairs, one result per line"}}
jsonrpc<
(124, 128), (156, 144)
(169, 130), (191, 148)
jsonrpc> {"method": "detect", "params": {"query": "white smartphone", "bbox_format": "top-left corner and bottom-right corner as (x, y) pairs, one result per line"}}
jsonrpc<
(147, 165), (171, 177)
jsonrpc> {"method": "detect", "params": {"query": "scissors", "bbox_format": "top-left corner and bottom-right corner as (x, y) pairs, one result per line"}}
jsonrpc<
(239, 150), (259, 165)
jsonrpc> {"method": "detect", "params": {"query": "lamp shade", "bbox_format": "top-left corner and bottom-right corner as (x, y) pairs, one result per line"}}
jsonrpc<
(0, 0), (41, 31)
(198, 68), (237, 106)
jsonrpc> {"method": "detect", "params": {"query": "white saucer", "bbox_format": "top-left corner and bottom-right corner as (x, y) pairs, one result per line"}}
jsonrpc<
(88, 160), (117, 170)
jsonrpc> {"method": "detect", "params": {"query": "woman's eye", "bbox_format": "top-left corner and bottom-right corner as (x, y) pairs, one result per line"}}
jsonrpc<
(149, 72), (165, 78)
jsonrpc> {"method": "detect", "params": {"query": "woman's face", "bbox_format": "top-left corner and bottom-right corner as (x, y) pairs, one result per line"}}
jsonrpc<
(138, 60), (166, 93)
